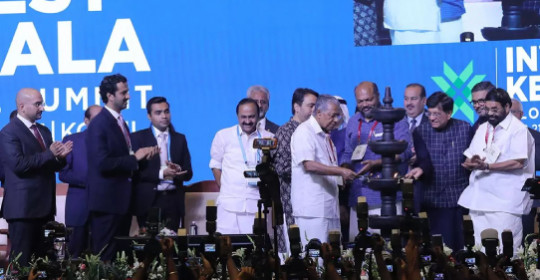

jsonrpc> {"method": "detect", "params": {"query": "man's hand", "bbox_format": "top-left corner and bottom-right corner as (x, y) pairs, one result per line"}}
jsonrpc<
(358, 159), (381, 175)
(134, 146), (159, 161)
(462, 155), (488, 170)
(339, 167), (358, 182)
(49, 141), (63, 156)
(160, 237), (174, 257)
(218, 236), (232, 259)
(58, 141), (73, 158)
(163, 161), (187, 180)
(405, 167), (423, 180)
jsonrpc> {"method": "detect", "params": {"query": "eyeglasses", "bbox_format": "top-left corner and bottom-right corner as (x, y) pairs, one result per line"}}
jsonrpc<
(425, 111), (447, 118)
(470, 99), (485, 106)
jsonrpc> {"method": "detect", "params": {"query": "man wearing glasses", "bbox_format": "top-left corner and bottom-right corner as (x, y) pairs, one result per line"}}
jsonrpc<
(406, 91), (472, 251)
(470, 81), (495, 133)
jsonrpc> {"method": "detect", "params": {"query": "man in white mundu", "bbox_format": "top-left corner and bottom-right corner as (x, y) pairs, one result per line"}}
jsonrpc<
(291, 95), (357, 242)
(458, 88), (534, 252)
(210, 98), (273, 234)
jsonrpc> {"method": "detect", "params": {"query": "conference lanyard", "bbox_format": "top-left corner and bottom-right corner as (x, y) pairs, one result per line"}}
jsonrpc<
(326, 135), (337, 164)
(357, 120), (379, 143)
(151, 127), (171, 160)
(237, 125), (261, 167)
(485, 125), (495, 148)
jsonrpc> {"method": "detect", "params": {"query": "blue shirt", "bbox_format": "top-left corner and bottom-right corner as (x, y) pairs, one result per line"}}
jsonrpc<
(413, 118), (472, 208)
(341, 112), (413, 207)
(441, 0), (465, 22)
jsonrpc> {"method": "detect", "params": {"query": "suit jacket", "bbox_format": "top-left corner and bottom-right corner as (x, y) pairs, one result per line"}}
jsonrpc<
(0, 118), (65, 219)
(86, 108), (138, 215)
(59, 131), (89, 227)
(130, 127), (193, 217)
(265, 119), (279, 134)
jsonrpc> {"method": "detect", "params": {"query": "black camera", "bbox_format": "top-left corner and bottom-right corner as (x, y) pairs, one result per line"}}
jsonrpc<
(522, 177), (540, 199)
(305, 238), (322, 259)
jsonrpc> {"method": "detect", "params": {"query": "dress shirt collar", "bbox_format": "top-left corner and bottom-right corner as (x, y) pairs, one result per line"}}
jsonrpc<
(237, 125), (260, 137)
(356, 111), (377, 123)
(104, 105), (121, 120)
(407, 112), (424, 125)
(17, 113), (34, 128)
(152, 126), (169, 138)
(496, 113), (513, 131)
(307, 115), (325, 136)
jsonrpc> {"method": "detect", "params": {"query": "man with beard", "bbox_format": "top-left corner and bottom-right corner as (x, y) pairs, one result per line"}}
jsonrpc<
(470, 81), (495, 133)
(273, 88), (318, 253)
(405, 92), (472, 251)
(210, 98), (273, 233)
(341, 81), (412, 239)
(87, 74), (158, 261)
(291, 95), (357, 242)
(247, 85), (279, 134)
(458, 88), (534, 252)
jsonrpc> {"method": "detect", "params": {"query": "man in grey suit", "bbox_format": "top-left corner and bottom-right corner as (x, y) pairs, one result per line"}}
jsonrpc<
(0, 88), (72, 265)
(247, 85), (279, 134)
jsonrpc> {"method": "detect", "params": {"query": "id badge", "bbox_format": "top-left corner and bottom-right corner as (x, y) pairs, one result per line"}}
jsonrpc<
(336, 176), (344, 186)
(352, 144), (367, 161)
(484, 145), (501, 164)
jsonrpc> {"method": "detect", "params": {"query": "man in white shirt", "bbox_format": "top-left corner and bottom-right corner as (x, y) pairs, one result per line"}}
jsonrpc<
(247, 85), (279, 134)
(458, 88), (534, 252)
(291, 95), (357, 242)
(210, 98), (273, 234)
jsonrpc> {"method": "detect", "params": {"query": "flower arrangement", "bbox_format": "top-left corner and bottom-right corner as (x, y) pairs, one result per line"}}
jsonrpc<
(519, 233), (540, 280)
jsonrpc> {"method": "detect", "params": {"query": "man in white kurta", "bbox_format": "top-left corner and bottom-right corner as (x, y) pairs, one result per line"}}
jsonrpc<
(291, 95), (357, 242)
(458, 88), (534, 252)
(210, 98), (273, 234)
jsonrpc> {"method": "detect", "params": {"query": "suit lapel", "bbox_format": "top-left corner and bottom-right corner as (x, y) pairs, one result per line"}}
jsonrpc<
(13, 118), (45, 151)
(103, 109), (129, 149)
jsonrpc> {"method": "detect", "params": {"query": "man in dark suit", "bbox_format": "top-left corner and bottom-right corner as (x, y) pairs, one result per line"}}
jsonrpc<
(247, 85), (279, 133)
(86, 74), (157, 261)
(59, 105), (102, 258)
(131, 97), (193, 231)
(0, 88), (72, 265)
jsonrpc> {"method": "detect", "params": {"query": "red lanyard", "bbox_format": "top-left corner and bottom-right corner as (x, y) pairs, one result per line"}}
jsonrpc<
(357, 120), (379, 143)
(326, 136), (337, 164)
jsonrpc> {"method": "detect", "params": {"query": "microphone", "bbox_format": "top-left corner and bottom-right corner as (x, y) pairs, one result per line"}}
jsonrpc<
(288, 225), (302, 258)
(463, 215), (475, 249)
(501, 230), (513, 259)
(206, 200), (217, 235)
(357, 196), (368, 233)
(481, 228), (499, 267)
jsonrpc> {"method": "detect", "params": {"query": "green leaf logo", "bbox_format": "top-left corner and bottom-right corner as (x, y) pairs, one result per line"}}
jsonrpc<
(431, 61), (486, 123)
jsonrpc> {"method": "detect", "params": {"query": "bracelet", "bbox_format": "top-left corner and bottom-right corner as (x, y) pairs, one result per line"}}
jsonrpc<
(169, 271), (177, 275)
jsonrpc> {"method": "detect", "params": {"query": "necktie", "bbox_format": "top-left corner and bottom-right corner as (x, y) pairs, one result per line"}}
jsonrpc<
(117, 115), (132, 149)
(30, 125), (46, 151)
(158, 132), (168, 166)
(410, 118), (417, 133)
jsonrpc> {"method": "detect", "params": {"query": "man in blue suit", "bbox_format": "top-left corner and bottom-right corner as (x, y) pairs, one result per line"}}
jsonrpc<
(131, 97), (193, 231)
(0, 88), (72, 265)
(59, 105), (102, 258)
(86, 74), (157, 261)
